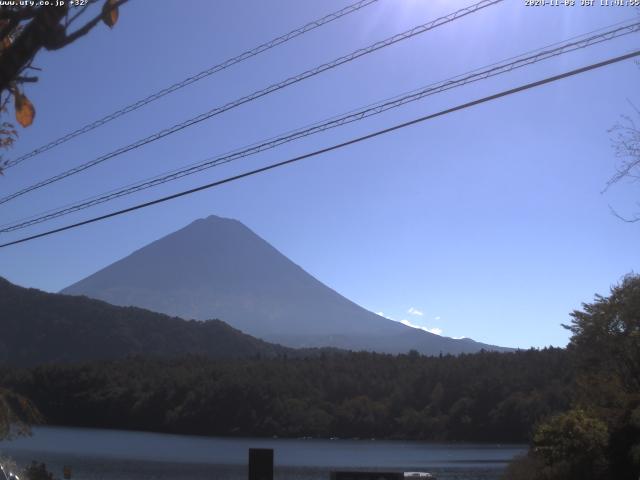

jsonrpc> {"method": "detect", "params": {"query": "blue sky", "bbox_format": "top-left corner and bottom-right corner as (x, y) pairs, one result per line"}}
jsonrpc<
(0, 0), (638, 349)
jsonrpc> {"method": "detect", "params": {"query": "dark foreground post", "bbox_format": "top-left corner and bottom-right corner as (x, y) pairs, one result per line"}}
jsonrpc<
(248, 448), (273, 480)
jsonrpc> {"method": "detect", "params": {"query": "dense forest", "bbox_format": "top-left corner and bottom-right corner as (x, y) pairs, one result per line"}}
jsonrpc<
(1, 275), (638, 480)
(0, 348), (571, 443)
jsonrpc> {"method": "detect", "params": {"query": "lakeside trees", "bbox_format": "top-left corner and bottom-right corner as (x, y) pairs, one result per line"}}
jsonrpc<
(0, 347), (572, 443)
(0, 387), (40, 440)
(1, 275), (637, 479)
(505, 274), (640, 480)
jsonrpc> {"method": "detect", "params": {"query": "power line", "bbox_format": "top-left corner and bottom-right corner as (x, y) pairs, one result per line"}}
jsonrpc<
(5, 17), (635, 230)
(3, 0), (380, 170)
(1, 49), (637, 250)
(0, 0), (504, 206)
(2, 19), (638, 233)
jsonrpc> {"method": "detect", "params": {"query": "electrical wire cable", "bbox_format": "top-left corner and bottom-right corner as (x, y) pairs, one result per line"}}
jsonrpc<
(0, 0), (504, 206)
(1, 19), (638, 234)
(1, 48), (637, 249)
(3, 0), (381, 170)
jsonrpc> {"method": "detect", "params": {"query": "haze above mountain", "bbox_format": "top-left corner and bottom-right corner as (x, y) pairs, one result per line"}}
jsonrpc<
(62, 215), (510, 355)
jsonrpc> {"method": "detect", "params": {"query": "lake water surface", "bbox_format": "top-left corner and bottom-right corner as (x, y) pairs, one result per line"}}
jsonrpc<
(0, 426), (525, 480)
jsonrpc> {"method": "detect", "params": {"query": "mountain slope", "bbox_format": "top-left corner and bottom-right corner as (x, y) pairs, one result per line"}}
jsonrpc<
(62, 215), (511, 355)
(0, 277), (290, 366)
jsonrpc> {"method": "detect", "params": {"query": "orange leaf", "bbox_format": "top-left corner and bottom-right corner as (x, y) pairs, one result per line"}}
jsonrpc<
(102, 0), (119, 28)
(14, 93), (35, 128)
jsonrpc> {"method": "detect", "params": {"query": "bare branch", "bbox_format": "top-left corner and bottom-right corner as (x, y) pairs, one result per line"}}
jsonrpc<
(15, 75), (38, 83)
(606, 111), (640, 189)
(47, 0), (128, 50)
(609, 204), (640, 223)
(65, 0), (100, 28)
(0, 93), (10, 111)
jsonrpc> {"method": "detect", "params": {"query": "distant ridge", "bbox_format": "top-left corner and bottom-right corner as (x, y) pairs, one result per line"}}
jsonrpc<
(62, 215), (512, 355)
(0, 277), (291, 366)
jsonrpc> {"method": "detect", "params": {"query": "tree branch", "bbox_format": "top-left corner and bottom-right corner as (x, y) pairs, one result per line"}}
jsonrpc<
(15, 75), (38, 83)
(47, 0), (128, 51)
(608, 204), (640, 223)
(65, 2), (96, 28)
(0, 18), (19, 42)
(0, 7), (38, 22)
(0, 5), (68, 94)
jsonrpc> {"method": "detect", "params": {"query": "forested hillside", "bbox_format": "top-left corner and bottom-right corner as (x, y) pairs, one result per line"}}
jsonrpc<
(0, 348), (571, 442)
